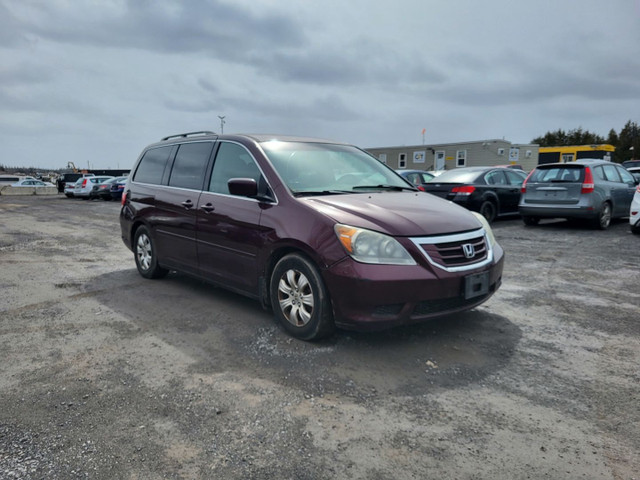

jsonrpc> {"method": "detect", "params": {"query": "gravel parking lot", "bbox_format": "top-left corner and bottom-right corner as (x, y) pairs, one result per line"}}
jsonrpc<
(1, 195), (638, 479)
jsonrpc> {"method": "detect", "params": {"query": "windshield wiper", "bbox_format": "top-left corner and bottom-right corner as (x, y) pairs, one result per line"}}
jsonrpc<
(352, 184), (416, 191)
(294, 190), (352, 197)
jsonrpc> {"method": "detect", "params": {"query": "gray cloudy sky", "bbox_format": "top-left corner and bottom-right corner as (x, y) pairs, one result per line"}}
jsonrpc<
(1, 0), (639, 170)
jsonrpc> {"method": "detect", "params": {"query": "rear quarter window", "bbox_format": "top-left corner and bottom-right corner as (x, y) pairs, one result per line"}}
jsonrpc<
(133, 146), (172, 185)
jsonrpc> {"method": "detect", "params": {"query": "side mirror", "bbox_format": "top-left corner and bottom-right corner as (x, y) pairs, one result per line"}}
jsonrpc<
(228, 178), (258, 197)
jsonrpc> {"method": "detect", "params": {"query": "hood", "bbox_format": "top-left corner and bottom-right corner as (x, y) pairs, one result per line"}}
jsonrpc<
(301, 191), (482, 236)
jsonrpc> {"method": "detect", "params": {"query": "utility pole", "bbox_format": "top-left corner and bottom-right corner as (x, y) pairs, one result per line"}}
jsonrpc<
(218, 115), (226, 134)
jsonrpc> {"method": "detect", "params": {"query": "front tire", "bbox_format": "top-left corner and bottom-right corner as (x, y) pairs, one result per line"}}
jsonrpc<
(134, 226), (168, 279)
(270, 254), (335, 341)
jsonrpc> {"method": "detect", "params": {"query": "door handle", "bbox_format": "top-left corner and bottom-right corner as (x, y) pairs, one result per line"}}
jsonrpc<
(181, 200), (194, 209)
(201, 203), (215, 213)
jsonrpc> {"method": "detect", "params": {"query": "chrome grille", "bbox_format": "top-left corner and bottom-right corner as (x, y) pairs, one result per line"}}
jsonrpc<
(419, 235), (487, 268)
(410, 229), (493, 273)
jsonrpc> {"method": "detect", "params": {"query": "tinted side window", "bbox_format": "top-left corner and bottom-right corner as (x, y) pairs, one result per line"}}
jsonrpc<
(405, 173), (420, 185)
(505, 170), (525, 186)
(168, 142), (214, 190)
(593, 166), (606, 181)
(133, 146), (172, 185)
(485, 170), (507, 185)
(209, 142), (262, 195)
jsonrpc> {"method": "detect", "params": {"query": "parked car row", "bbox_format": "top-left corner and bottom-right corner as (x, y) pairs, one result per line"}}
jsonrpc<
(64, 175), (128, 200)
(396, 160), (640, 232)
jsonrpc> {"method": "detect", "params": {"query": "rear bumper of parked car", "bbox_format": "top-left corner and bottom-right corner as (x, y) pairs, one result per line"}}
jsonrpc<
(519, 203), (598, 219)
(322, 245), (504, 331)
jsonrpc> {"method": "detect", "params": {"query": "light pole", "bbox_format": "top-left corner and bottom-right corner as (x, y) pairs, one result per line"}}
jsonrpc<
(218, 115), (226, 134)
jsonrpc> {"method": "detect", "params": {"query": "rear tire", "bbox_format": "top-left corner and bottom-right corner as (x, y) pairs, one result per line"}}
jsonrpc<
(479, 201), (497, 223)
(133, 226), (168, 279)
(593, 202), (612, 230)
(522, 216), (539, 226)
(270, 253), (335, 341)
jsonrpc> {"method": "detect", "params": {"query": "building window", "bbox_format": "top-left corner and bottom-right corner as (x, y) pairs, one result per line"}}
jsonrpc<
(398, 153), (407, 169)
(456, 150), (466, 167)
(497, 148), (505, 156)
(379, 154), (387, 164)
(525, 150), (532, 158)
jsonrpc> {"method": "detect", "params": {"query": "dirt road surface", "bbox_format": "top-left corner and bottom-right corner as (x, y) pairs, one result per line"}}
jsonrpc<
(1, 195), (638, 479)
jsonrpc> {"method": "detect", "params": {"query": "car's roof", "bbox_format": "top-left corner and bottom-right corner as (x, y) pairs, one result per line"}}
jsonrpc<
(150, 132), (350, 148)
(538, 159), (614, 168)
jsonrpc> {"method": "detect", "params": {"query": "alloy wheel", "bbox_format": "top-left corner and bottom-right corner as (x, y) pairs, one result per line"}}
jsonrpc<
(277, 269), (314, 327)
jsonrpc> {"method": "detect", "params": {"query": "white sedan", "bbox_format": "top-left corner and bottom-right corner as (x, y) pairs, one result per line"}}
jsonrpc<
(12, 179), (55, 187)
(631, 184), (640, 234)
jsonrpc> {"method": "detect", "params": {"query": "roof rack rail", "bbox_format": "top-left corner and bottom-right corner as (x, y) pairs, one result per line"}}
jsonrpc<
(161, 131), (216, 141)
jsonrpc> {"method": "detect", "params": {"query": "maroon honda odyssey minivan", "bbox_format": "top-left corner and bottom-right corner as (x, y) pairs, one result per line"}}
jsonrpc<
(120, 132), (504, 340)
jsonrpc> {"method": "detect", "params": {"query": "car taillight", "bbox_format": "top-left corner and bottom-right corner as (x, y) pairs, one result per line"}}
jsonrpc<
(581, 167), (595, 194)
(121, 190), (127, 206)
(451, 185), (475, 196)
(521, 169), (536, 193)
(417, 185), (425, 192)
(82, 179), (88, 187)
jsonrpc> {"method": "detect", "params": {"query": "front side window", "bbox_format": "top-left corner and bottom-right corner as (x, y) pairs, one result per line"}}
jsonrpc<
(602, 164), (621, 183)
(133, 146), (172, 185)
(617, 166), (635, 185)
(505, 170), (526, 186)
(169, 142), (214, 190)
(209, 142), (262, 195)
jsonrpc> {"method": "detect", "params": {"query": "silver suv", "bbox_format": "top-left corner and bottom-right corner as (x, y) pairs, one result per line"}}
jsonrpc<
(519, 159), (638, 229)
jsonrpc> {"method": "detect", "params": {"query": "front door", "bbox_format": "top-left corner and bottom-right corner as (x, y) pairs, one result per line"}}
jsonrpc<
(196, 141), (270, 296)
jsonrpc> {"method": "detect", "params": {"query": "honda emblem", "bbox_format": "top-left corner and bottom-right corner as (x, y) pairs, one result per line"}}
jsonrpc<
(462, 243), (475, 259)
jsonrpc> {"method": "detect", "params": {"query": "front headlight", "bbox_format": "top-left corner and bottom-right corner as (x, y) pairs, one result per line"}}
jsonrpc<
(334, 224), (417, 265)
(470, 212), (497, 247)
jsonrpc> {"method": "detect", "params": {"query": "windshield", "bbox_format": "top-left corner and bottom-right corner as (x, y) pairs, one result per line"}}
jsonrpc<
(261, 141), (412, 194)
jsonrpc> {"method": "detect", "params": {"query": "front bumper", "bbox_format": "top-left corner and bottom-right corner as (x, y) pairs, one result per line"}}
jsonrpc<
(322, 243), (504, 331)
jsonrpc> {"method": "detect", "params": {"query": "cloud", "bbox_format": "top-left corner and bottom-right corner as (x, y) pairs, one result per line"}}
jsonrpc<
(5, 0), (306, 59)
